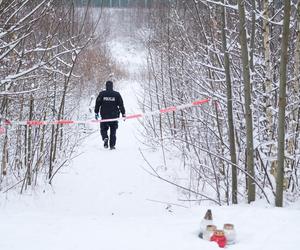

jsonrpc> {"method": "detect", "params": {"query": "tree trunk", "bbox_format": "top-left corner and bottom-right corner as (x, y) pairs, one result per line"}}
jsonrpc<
(262, 0), (279, 180)
(1, 132), (8, 177)
(295, 1), (300, 92)
(26, 95), (34, 186)
(249, 0), (256, 71)
(221, 0), (238, 204)
(237, 0), (256, 203)
(275, 0), (291, 207)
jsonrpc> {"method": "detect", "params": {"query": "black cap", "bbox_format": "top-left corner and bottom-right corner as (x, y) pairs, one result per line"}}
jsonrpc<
(204, 209), (213, 220)
(106, 81), (113, 90)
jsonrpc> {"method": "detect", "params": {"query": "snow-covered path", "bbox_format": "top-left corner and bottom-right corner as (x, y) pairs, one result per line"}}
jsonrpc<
(1, 18), (300, 250)
(0, 35), (197, 250)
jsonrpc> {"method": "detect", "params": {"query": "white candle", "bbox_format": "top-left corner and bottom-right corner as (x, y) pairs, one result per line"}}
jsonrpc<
(223, 223), (236, 244)
(203, 225), (217, 241)
(199, 209), (213, 238)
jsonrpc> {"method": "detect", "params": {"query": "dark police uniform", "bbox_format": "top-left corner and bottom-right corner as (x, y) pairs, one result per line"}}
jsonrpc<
(94, 81), (125, 149)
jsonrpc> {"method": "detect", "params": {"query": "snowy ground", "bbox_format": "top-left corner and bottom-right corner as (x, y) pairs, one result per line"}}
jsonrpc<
(1, 13), (300, 250)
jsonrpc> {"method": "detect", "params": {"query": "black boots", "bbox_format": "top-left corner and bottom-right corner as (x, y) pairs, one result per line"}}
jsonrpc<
(103, 138), (108, 148)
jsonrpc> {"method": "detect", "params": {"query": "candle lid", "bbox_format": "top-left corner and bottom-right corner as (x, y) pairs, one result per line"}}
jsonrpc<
(224, 223), (234, 230)
(204, 209), (213, 220)
(213, 230), (225, 236)
(206, 225), (217, 231)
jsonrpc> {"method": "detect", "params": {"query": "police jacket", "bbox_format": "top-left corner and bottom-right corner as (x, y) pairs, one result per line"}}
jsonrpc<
(94, 82), (125, 119)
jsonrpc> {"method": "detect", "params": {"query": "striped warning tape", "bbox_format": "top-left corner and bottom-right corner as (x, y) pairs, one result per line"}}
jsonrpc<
(0, 98), (210, 133)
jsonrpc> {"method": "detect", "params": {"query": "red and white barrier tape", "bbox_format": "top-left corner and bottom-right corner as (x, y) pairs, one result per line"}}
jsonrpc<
(0, 98), (209, 133)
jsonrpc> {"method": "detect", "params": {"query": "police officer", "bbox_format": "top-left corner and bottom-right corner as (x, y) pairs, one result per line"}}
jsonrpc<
(94, 81), (126, 150)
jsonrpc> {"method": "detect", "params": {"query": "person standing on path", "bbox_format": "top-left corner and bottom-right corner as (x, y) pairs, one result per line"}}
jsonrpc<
(94, 81), (126, 150)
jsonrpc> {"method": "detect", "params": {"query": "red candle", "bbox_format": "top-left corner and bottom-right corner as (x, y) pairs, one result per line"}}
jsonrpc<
(210, 230), (227, 248)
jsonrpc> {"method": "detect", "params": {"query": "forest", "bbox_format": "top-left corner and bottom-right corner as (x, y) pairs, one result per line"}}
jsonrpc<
(139, 0), (299, 207)
(0, 0), (299, 208)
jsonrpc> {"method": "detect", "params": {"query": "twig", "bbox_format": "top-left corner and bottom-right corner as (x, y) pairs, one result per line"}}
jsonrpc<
(139, 148), (222, 205)
(2, 178), (25, 193)
(146, 198), (189, 208)
(48, 152), (84, 184)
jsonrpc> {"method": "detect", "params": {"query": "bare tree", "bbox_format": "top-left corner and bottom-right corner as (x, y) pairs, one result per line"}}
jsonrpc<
(237, 0), (255, 203)
(220, 0), (237, 204)
(275, 0), (291, 207)
(0, 1), (121, 193)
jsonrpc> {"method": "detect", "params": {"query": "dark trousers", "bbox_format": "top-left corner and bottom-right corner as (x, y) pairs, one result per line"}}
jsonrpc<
(100, 121), (118, 147)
